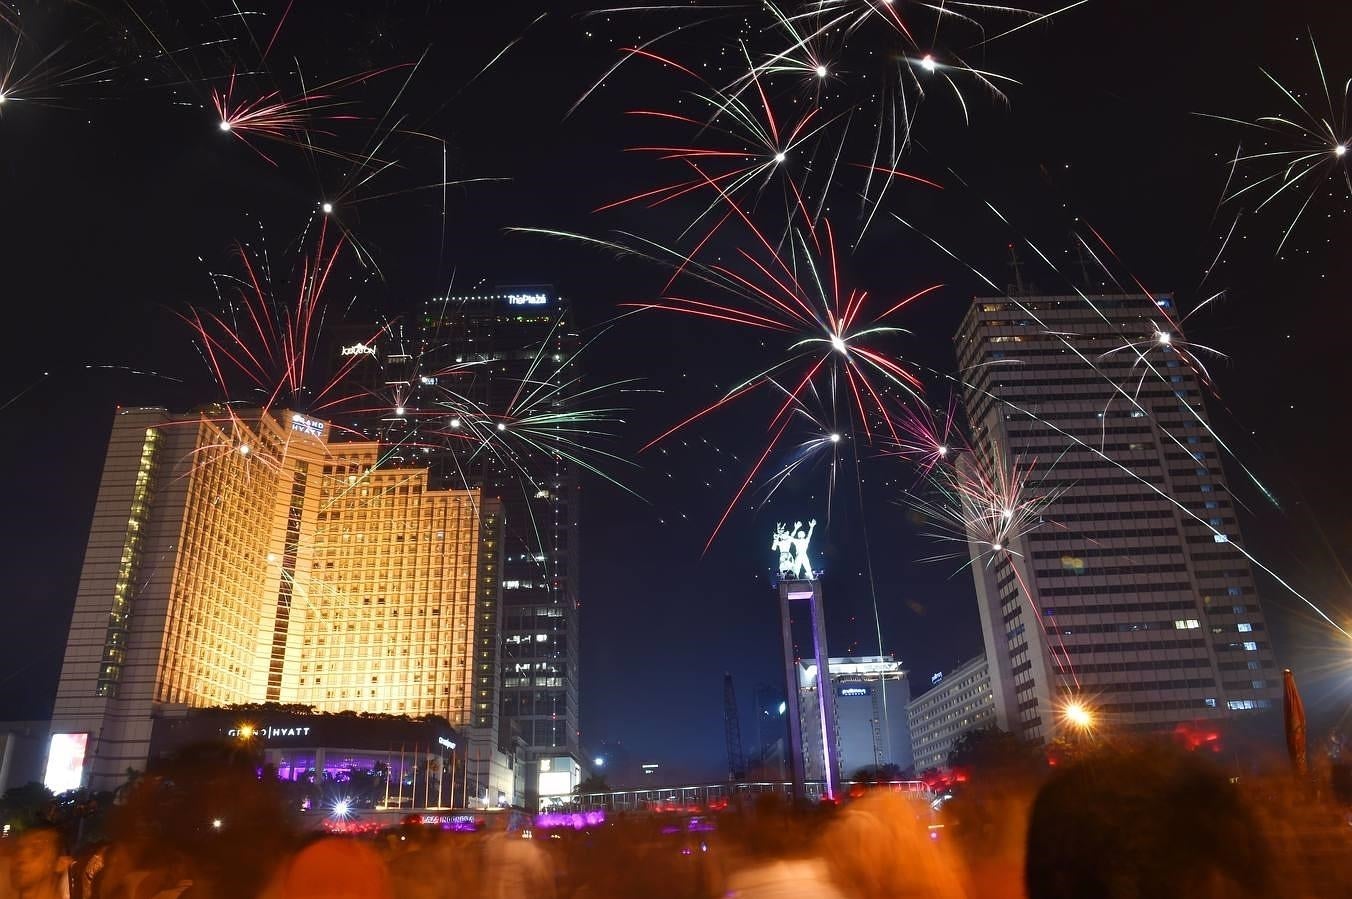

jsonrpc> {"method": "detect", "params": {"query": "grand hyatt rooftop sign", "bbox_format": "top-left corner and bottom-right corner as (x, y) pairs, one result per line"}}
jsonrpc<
(227, 724), (313, 740)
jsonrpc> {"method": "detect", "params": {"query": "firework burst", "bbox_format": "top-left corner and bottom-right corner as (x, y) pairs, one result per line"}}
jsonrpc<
(0, 26), (112, 111)
(1204, 30), (1351, 253)
(595, 46), (856, 249)
(618, 213), (940, 547)
(183, 219), (377, 419)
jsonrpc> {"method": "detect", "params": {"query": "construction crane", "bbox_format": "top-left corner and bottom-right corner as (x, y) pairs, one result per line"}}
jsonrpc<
(723, 672), (747, 782)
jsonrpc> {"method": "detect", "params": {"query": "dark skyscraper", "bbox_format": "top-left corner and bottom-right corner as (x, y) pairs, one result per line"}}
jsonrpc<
(954, 291), (1280, 743)
(327, 288), (582, 800)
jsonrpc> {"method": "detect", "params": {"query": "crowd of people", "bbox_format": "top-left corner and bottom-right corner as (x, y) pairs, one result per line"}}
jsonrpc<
(1, 743), (1350, 899)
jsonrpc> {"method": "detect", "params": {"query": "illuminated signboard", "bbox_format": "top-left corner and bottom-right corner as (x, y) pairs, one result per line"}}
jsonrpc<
(227, 724), (313, 739)
(506, 293), (548, 306)
(340, 343), (377, 357)
(290, 414), (324, 438)
(418, 814), (480, 831)
(839, 687), (869, 697)
(931, 672), (944, 686)
(535, 810), (605, 830)
(437, 736), (456, 750)
(43, 733), (88, 795)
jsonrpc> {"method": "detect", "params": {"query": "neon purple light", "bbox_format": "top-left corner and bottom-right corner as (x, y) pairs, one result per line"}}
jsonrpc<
(534, 810), (605, 830)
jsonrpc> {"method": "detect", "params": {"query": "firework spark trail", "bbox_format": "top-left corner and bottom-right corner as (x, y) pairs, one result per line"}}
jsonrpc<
(184, 220), (380, 419)
(1071, 222), (1282, 508)
(581, 1), (1045, 245)
(890, 191), (1283, 511)
(908, 441), (1082, 688)
(1201, 29), (1351, 254)
(604, 210), (938, 545)
(212, 64), (413, 166)
(915, 360), (1352, 642)
(595, 45), (861, 247)
(0, 29), (114, 109)
(884, 393), (965, 478)
(505, 218), (939, 545)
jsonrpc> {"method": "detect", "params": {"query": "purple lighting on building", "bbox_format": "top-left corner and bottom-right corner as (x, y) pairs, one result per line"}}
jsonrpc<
(534, 810), (605, 830)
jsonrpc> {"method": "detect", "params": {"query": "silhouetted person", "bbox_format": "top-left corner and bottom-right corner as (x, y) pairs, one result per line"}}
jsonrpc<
(9, 828), (71, 899)
(264, 838), (392, 899)
(1026, 745), (1275, 899)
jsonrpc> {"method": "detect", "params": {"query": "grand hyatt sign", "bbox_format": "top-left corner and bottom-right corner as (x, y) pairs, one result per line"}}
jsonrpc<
(227, 724), (313, 740)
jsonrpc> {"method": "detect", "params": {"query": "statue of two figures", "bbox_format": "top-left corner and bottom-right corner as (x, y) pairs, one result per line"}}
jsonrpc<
(772, 519), (817, 580)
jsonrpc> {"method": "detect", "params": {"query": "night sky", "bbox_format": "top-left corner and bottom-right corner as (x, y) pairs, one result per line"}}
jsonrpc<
(2, 1), (1350, 782)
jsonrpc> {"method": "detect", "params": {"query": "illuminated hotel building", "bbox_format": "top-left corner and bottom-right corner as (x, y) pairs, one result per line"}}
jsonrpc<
(327, 288), (582, 789)
(50, 406), (502, 791)
(954, 293), (1280, 743)
(906, 654), (995, 773)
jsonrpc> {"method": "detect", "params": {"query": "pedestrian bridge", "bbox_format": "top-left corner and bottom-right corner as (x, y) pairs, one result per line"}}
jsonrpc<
(567, 780), (930, 813)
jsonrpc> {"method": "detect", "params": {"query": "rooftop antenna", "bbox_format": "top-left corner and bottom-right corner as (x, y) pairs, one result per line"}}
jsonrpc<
(723, 673), (747, 783)
(1008, 244), (1027, 296)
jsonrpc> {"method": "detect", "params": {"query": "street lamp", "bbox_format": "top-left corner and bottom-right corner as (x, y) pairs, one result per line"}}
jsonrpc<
(1062, 700), (1094, 731)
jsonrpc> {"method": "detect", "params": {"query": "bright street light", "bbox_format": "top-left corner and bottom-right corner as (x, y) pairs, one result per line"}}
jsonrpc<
(1063, 700), (1094, 730)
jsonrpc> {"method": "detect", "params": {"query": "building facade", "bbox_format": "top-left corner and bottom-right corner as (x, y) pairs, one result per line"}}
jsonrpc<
(954, 293), (1280, 743)
(0, 722), (51, 795)
(798, 656), (913, 782)
(51, 406), (503, 792)
(906, 655), (995, 773)
(148, 707), (470, 811)
(326, 288), (583, 792)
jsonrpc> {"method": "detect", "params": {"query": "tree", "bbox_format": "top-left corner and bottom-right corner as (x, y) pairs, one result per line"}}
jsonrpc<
(0, 782), (54, 831)
(850, 763), (905, 783)
(947, 727), (1044, 782)
(574, 775), (611, 796)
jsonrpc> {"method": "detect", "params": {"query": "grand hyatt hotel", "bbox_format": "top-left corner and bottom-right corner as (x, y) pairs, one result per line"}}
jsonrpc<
(50, 405), (504, 792)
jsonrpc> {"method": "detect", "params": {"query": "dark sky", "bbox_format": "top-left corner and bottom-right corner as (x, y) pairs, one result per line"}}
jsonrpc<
(2, 1), (1350, 781)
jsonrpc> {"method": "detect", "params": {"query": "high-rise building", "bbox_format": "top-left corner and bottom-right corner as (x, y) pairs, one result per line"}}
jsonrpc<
(954, 292), (1280, 743)
(797, 656), (913, 781)
(325, 288), (582, 791)
(51, 406), (502, 791)
(906, 654), (995, 773)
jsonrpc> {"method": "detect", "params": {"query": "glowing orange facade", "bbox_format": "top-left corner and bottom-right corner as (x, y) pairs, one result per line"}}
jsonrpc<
(52, 406), (501, 789)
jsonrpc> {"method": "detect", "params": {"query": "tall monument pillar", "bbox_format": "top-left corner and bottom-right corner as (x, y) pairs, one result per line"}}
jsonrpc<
(772, 520), (838, 801)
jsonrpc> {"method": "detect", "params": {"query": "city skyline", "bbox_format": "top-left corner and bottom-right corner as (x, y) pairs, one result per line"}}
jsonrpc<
(3, 1), (1350, 781)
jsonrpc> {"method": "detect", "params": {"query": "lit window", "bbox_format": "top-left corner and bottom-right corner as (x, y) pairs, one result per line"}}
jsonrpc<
(1242, 641), (1258, 652)
(1174, 619), (1200, 630)
(1237, 623), (1252, 633)
(1212, 533), (1229, 543)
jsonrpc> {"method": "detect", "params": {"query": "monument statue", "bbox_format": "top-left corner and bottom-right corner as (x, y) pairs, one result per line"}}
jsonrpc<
(772, 519), (817, 579)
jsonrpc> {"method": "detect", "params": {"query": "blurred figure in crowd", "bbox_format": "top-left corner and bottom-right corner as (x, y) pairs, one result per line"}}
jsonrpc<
(481, 828), (554, 899)
(722, 798), (844, 899)
(1025, 745), (1274, 899)
(9, 828), (71, 899)
(264, 838), (392, 899)
(818, 791), (966, 899)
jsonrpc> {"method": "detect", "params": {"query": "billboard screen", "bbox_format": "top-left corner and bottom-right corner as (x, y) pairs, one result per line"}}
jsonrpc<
(43, 733), (88, 795)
